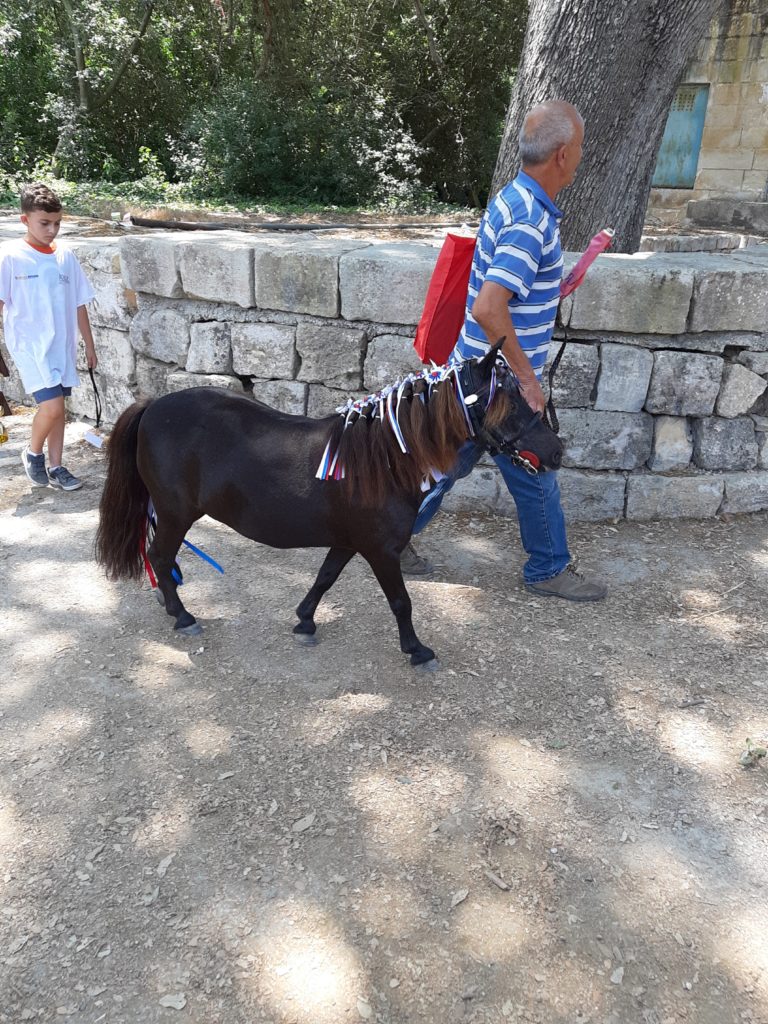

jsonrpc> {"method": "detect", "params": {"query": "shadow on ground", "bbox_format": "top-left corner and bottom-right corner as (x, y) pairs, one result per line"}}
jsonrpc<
(1, 413), (767, 1024)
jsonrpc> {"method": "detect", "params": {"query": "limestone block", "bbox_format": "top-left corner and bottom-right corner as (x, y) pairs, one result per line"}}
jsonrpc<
(68, 238), (122, 276)
(547, 341), (598, 407)
(178, 238), (254, 308)
(715, 362), (767, 417)
(186, 322), (232, 374)
(689, 263), (768, 332)
(67, 377), (135, 425)
(692, 416), (758, 470)
(757, 432), (768, 469)
(120, 236), (182, 298)
(98, 380), (136, 424)
(569, 255), (694, 335)
(558, 409), (654, 470)
(69, 238), (135, 330)
(86, 269), (135, 330)
(254, 241), (364, 317)
(230, 323), (297, 379)
(750, 389), (768, 422)
(85, 329), (135, 382)
(626, 474), (724, 520)
(129, 307), (191, 366)
(594, 344), (653, 412)
(557, 468), (627, 522)
(340, 244), (438, 324)
(721, 471), (768, 514)
(441, 465), (501, 515)
(306, 384), (355, 419)
(296, 323), (366, 388)
(363, 334), (425, 391)
(251, 379), (307, 415)
(0, 339), (26, 402)
(566, 328), (768, 355)
(134, 355), (171, 399)
(648, 416), (693, 472)
(64, 385), (92, 421)
(738, 351), (768, 375)
(166, 372), (244, 394)
(645, 351), (723, 416)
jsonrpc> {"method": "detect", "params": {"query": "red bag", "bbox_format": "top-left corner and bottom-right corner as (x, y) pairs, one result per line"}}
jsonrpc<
(414, 233), (475, 365)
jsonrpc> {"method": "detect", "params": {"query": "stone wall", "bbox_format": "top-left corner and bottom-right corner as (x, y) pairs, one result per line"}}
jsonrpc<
(2, 229), (768, 522)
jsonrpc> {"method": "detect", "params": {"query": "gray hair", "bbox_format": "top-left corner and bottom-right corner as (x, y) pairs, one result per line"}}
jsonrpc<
(518, 101), (583, 166)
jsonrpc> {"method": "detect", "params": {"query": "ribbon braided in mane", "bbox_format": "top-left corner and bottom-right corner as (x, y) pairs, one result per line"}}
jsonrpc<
(316, 361), (511, 506)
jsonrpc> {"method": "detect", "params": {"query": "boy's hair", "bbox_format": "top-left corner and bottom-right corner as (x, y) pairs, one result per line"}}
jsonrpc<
(20, 183), (62, 214)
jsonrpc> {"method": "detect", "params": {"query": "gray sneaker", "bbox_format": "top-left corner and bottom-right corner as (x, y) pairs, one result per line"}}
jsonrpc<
(47, 465), (83, 491)
(21, 447), (49, 488)
(527, 563), (607, 602)
(400, 541), (434, 576)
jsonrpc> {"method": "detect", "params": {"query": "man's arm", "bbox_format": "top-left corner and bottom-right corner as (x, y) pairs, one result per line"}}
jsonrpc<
(77, 305), (98, 370)
(471, 281), (546, 413)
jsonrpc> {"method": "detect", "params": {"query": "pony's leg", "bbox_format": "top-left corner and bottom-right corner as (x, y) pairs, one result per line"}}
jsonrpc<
(363, 551), (436, 666)
(147, 512), (201, 635)
(293, 547), (355, 641)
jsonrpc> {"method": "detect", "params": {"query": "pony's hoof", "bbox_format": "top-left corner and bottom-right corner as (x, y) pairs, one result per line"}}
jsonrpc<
(294, 632), (319, 647)
(413, 657), (440, 673)
(155, 589), (166, 607)
(175, 621), (203, 637)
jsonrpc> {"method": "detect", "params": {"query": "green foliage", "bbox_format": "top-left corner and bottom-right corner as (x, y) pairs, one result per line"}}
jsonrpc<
(180, 77), (424, 205)
(0, 0), (527, 205)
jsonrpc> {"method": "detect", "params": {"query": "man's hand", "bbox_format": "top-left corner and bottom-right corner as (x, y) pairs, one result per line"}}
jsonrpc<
(85, 342), (98, 371)
(519, 376), (546, 414)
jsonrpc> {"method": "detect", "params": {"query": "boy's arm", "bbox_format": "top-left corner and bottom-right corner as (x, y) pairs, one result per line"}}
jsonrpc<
(77, 305), (98, 370)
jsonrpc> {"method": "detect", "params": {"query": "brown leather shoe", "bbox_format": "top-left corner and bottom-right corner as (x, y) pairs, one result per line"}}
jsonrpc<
(400, 541), (434, 576)
(527, 563), (607, 602)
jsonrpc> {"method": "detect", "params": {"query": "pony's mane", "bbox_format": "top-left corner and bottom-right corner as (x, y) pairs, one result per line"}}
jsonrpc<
(319, 365), (511, 506)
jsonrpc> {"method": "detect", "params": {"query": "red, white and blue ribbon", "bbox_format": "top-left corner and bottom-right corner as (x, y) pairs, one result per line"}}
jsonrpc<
(314, 356), (493, 482)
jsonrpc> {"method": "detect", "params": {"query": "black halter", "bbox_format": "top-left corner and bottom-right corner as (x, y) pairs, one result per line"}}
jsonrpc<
(457, 358), (543, 474)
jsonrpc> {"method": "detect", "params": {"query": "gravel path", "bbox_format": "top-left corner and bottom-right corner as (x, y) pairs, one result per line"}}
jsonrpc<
(2, 409), (767, 1024)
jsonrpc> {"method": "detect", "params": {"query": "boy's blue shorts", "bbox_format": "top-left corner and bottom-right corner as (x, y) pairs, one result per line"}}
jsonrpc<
(32, 384), (72, 403)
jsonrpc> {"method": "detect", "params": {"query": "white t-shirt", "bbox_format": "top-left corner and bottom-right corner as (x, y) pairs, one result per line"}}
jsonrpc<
(0, 239), (95, 394)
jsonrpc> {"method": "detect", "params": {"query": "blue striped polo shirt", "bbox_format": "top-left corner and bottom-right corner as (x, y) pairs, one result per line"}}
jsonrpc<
(455, 171), (563, 380)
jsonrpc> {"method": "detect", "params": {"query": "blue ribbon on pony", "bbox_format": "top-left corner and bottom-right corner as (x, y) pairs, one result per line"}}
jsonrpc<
(147, 499), (224, 585)
(181, 537), (225, 575)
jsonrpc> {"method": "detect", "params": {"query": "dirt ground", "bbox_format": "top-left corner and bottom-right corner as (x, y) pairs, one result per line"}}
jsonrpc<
(1, 409), (767, 1024)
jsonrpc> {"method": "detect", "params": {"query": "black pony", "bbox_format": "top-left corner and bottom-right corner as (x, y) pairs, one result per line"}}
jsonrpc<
(96, 342), (563, 666)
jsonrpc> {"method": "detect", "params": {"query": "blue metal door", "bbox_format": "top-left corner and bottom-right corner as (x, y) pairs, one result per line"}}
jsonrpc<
(652, 85), (710, 188)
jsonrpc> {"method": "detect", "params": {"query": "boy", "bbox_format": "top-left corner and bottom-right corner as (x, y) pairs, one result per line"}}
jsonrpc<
(0, 183), (97, 491)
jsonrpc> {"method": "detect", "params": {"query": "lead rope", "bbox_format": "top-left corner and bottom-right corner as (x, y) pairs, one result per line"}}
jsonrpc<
(88, 368), (102, 429)
(545, 340), (566, 435)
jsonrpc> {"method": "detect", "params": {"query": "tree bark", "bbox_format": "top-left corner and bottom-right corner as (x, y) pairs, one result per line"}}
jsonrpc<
(492, 0), (725, 252)
(89, 1), (156, 113)
(412, 0), (445, 71)
(60, 0), (89, 111)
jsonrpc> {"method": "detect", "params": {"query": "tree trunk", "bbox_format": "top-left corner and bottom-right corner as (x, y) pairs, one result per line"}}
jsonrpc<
(492, 0), (725, 252)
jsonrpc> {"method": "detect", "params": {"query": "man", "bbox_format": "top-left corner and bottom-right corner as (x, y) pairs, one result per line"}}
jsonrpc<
(402, 99), (607, 602)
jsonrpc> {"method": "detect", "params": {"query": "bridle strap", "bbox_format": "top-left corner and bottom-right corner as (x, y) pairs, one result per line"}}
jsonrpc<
(461, 363), (542, 474)
(544, 340), (566, 435)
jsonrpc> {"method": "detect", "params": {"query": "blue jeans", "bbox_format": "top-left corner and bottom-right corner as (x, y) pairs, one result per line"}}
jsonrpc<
(412, 441), (571, 584)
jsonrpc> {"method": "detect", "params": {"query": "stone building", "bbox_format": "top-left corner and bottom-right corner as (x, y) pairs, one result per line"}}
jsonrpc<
(648, 0), (768, 231)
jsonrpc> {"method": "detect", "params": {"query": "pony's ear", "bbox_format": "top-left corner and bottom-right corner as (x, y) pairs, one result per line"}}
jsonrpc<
(478, 337), (506, 375)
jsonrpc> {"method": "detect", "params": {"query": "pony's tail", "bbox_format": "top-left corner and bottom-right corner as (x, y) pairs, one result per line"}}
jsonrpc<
(95, 401), (151, 581)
